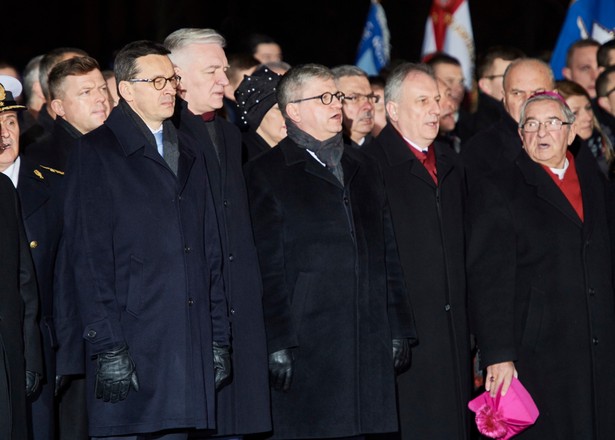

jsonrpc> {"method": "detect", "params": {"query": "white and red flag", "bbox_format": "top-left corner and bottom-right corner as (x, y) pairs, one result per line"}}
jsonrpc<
(421, 0), (475, 90)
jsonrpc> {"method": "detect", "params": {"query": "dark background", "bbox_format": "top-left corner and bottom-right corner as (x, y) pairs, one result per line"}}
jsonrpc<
(2, 0), (570, 75)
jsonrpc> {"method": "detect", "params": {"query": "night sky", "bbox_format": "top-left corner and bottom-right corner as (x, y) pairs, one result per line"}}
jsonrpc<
(2, 0), (569, 76)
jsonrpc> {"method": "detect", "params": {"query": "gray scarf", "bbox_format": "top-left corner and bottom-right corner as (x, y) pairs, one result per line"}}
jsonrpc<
(286, 119), (344, 184)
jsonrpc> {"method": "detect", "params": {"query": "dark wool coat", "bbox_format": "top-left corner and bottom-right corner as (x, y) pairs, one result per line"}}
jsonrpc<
(173, 101), (272, 436)
(0, 173), (42, 439)
(466, 146), (615, 439)
(244, 138), (417, 439)
(241, 129), (271, 163)
(17, 157), (64, 439)
(365, 124), (473, 440)
(23, 117), (80, 171)
(59, 104), (228, 437)
(461, 112), (521, 189)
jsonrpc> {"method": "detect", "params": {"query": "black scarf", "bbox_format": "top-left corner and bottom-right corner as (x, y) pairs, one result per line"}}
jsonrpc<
(286, 119), (344, 184)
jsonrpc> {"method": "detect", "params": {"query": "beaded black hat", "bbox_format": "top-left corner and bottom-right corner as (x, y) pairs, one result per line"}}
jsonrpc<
(234, 65), (281, 129)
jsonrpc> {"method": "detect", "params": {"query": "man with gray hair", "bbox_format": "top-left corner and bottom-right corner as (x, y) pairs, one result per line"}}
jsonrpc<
(466, 91), (615, 438)
(365, 62), (472, 439)
(245, 63), (415, 439)
(164, 28), (272, 438)
(462, 57), (555, 188)
(331, 64), (378, 147)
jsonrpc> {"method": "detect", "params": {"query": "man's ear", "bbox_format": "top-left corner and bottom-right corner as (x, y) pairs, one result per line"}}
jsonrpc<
(118, 81), (133, 102)
(50, 99), (65, 117)
(386, 101), (399, 122)
(286, 103), (301, 123)
(562, 67), (572, 81)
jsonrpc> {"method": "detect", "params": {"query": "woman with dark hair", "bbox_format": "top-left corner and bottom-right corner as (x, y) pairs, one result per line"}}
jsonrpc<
(556, 78), (615, 178)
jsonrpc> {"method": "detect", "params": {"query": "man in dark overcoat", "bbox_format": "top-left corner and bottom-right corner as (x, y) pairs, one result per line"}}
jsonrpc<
(0, 168), (42, 438)
(244, 63), (417, 439)
(365, 63), (472, 440)
(0, 75), (75, 439)
(58, 40), (229, 439)
(461, 58), (555, 189)
(164, 28), (272, 437)
(466, 92), (615, 438)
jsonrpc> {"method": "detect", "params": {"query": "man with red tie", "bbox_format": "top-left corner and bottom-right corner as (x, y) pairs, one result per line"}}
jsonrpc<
(365, 62), (472, 440)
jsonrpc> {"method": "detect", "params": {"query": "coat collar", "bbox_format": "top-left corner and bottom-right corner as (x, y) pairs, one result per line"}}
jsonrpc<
(516, 148), (590, 229)
(376, 124), (456, 186)
(280, 137), (359, 188)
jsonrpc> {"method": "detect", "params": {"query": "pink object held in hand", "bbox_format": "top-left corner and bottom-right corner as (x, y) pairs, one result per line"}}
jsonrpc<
(468, 377), (539, 439)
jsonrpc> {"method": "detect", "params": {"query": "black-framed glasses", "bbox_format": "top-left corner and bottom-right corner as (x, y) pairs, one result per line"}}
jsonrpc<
(343, 93), (380, 104)
(127, 75), (181, 90)
(520, 118), (571, 133)
(290, 91), (345, 105)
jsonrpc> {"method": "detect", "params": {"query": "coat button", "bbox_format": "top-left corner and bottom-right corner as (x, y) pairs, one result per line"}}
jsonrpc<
(223, 200), (228, 207)
(188, 298), (194, 306)
(444, 304), (451, 311)
(230, 308), (235, 315)
(593, 337), (599, 345)
(178, 196), (183, 201)
(30, 241), (38, 249)
(87, 330), (97, 338)
(588, 287), (595, 296)
(228, 254), (234, 262)
(343, 197), (349, 205)
(184, 246), (191, 253)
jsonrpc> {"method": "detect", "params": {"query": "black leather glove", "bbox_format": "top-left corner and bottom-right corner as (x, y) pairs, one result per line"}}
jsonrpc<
(213, 341), (232, 391)
(392, 338), (412, 374)
(94, 345), (139, 403)
(269, 348), (293, 392)
(25, 370), (40, 397)
(55, 375), (71, 397)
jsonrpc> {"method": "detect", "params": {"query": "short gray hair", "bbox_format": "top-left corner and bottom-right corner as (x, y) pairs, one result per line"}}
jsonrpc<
(164, 28), (226, 55)
(518, 92), (576, 127)
(331, 65), (368, 81)
(384, 62), (434, 104)
(277, 63), (334, 118)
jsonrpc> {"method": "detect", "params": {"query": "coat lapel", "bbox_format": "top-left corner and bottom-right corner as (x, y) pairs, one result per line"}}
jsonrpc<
(281, 140), (344, 188)
(380, 125), (436, 188)
(516, 151), (583, 228)
(17, 163), (50, 220)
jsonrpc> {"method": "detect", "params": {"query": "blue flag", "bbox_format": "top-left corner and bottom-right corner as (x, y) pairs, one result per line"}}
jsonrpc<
(550, 0), (615, 80)
(355, 0), (390, 76)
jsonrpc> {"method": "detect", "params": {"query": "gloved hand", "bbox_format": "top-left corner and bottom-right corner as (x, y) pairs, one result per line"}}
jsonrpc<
(55, 375), (71, 397)
(213, 341), (232, 390)
(392, 338), (412, 374)
(94, 345), (139, 403)
(25, 370), (40, 397)
(269, 348), (293, 392)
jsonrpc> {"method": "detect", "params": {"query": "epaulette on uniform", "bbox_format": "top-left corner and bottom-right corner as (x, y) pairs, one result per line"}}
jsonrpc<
(39, 165), (65, 176)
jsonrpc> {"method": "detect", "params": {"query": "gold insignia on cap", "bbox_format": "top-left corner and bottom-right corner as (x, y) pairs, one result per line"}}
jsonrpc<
(0, 84), (5, 102)
(34, 169), (44, 180)
(30, 240), (38, 249)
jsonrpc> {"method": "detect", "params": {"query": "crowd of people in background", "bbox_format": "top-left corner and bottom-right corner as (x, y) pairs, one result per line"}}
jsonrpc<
(2, 27), (615, 440)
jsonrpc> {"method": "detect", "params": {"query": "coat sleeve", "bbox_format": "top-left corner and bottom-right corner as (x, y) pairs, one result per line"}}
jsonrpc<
(244, 162), (298, 354)
(203, 164), (230, 346)
(62, 142), (124, 355)
(383, 194), (418, 343)
(16, 194), (43, 375)
(465, 177), (518, 368)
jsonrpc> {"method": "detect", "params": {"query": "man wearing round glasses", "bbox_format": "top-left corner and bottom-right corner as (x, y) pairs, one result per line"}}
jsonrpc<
(244, 63), (416, 439)
(467, 91), (615, 438)
(332, 65), (378, 148)
(58, 40), (229, 439)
